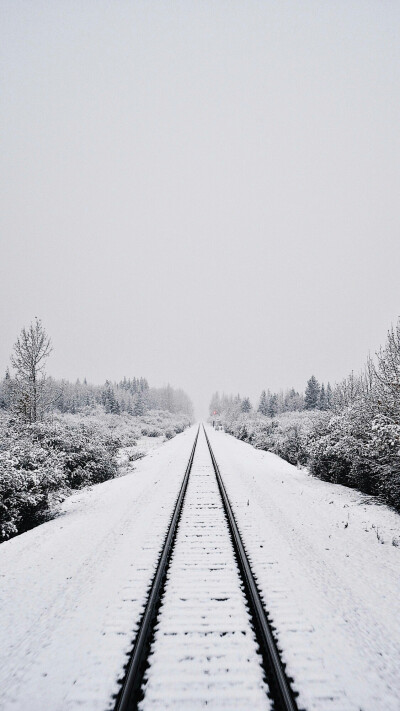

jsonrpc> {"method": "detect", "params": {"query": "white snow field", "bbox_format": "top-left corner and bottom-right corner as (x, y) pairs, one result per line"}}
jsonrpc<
(0, 426), (198, 711)
(1, 424), (400, 711)
(140, 429), (268, 711)
(206, 426), (400, 711)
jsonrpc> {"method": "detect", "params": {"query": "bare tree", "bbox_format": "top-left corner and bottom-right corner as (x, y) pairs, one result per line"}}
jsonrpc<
(11, 318), (53, 422)
(332, 371), (362, 411)
(372, 320), (400, 420)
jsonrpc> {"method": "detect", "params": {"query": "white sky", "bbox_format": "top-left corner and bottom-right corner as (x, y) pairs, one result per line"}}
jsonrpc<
(1, 1), (400, 416)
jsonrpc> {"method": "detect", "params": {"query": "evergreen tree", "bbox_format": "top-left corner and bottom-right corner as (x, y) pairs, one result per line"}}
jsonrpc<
(304, 375), (320, 410)
(101, 380), (120, 414)
(284, 387), (304, 411)
(268, 393), (278, 417)
(326, 382), (333, 409)
(241, 397), (251, 413)
(319, 383), (328, 410)
(0, 370), (12, 409)
(258, 390), (268, 415)
(134, 390), (145, 416)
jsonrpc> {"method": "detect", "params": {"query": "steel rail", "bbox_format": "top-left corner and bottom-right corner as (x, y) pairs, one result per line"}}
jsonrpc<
(203, 425), (299, 711)
(114, 425), (200, 711)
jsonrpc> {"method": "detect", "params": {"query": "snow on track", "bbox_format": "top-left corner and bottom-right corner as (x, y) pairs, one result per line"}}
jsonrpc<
(140, 429), (269, 711)
(0, 426), (198, 711)
(206, 426), (400, 711)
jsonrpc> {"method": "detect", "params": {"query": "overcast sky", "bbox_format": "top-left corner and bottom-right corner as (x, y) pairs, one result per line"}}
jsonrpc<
(1, 1), (400, 416)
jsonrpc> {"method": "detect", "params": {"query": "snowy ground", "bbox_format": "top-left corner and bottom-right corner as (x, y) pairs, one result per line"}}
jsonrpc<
(206, 426), (400, 711)
(116, 435), (166, 468)
(0, 426), (198, 711)
(1, 424), (399, 711)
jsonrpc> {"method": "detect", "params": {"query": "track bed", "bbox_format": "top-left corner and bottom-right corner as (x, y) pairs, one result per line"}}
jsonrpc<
(138, 429), (269, 710)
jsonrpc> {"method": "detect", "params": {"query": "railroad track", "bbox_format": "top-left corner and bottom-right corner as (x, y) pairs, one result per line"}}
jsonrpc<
(115, 425), (299, 711)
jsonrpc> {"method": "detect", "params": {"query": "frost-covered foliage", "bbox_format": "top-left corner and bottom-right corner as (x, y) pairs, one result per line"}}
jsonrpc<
(0, 423), (64, 540)
(1, 372), (193, 420)
(61, 408), (191, 445)
(0, 405), (192, 542)
(0, 412), (119, 541)
(220, 408), (325, 466)
(308, 409), (400, 510)
(41, 377), (193, 418)
(212, 319), (400, 512)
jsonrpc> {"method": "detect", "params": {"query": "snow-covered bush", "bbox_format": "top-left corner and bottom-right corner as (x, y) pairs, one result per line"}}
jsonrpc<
(138, 411), (191, 439)
(0, 421), (64, 540)
(308, 407), (372, 487)
(142, 426), (163, 437)
(268, 411), (325, 465)
(0, 406), (192, 542)
(219, 409), (325, 467)
(368, 417), (400, 510)
(0, 414), (119, 542)
(60, 408), (141, 447)
(59, 407), (191, 445)
(216, 400), (400, 512)
(308, 409), (400, 509)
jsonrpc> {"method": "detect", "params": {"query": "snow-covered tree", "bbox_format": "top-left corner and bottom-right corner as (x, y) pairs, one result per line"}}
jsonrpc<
(326, 382), (333, 409)
(257, 390), (268, 415)
(241, 397), (252, 413)
(284, 387), (304, 412)
(10, 318), (52, 422)
(268, 393), (278, 417)
(319, 383), (328, 410)
(304, 375), (320, 410)
(133, 389), (146, 416)
(0, 370), (12, 410)
(101, 381), (120, 414)
(372, 320), (400, 420)
(332, 371), (361, 410)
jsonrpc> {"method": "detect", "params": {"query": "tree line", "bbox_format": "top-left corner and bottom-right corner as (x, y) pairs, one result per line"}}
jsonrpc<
(0, 319), (193, 420)
(209, 375), (332, 420)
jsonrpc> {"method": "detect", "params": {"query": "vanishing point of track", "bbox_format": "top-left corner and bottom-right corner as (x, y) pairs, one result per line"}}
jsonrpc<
(115, 425), (299, 711)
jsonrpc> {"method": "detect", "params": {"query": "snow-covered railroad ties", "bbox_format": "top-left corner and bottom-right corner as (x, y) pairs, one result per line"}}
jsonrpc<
(115, 426), (298, 711)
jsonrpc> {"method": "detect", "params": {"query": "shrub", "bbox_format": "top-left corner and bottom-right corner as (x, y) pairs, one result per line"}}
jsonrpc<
(0, 407), (192, 543)
(217, 402), (400, 512)
(0, 436), (64, 539)
(0, 415), (119, 541)
(368, 417), (400, 510)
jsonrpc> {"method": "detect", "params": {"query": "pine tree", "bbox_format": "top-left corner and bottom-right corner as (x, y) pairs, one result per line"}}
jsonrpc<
(326, 382), (333, 409)
(304, 375), (320, 410)
(241, 397), (251, 413)
(319, 383), (328, 410)
(258, 390), (268, 415)
(0, 370), (12, 409)
(101, 380), (120, 414)
(134, 390), (145, 416)
(268, 393), (278, 417)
